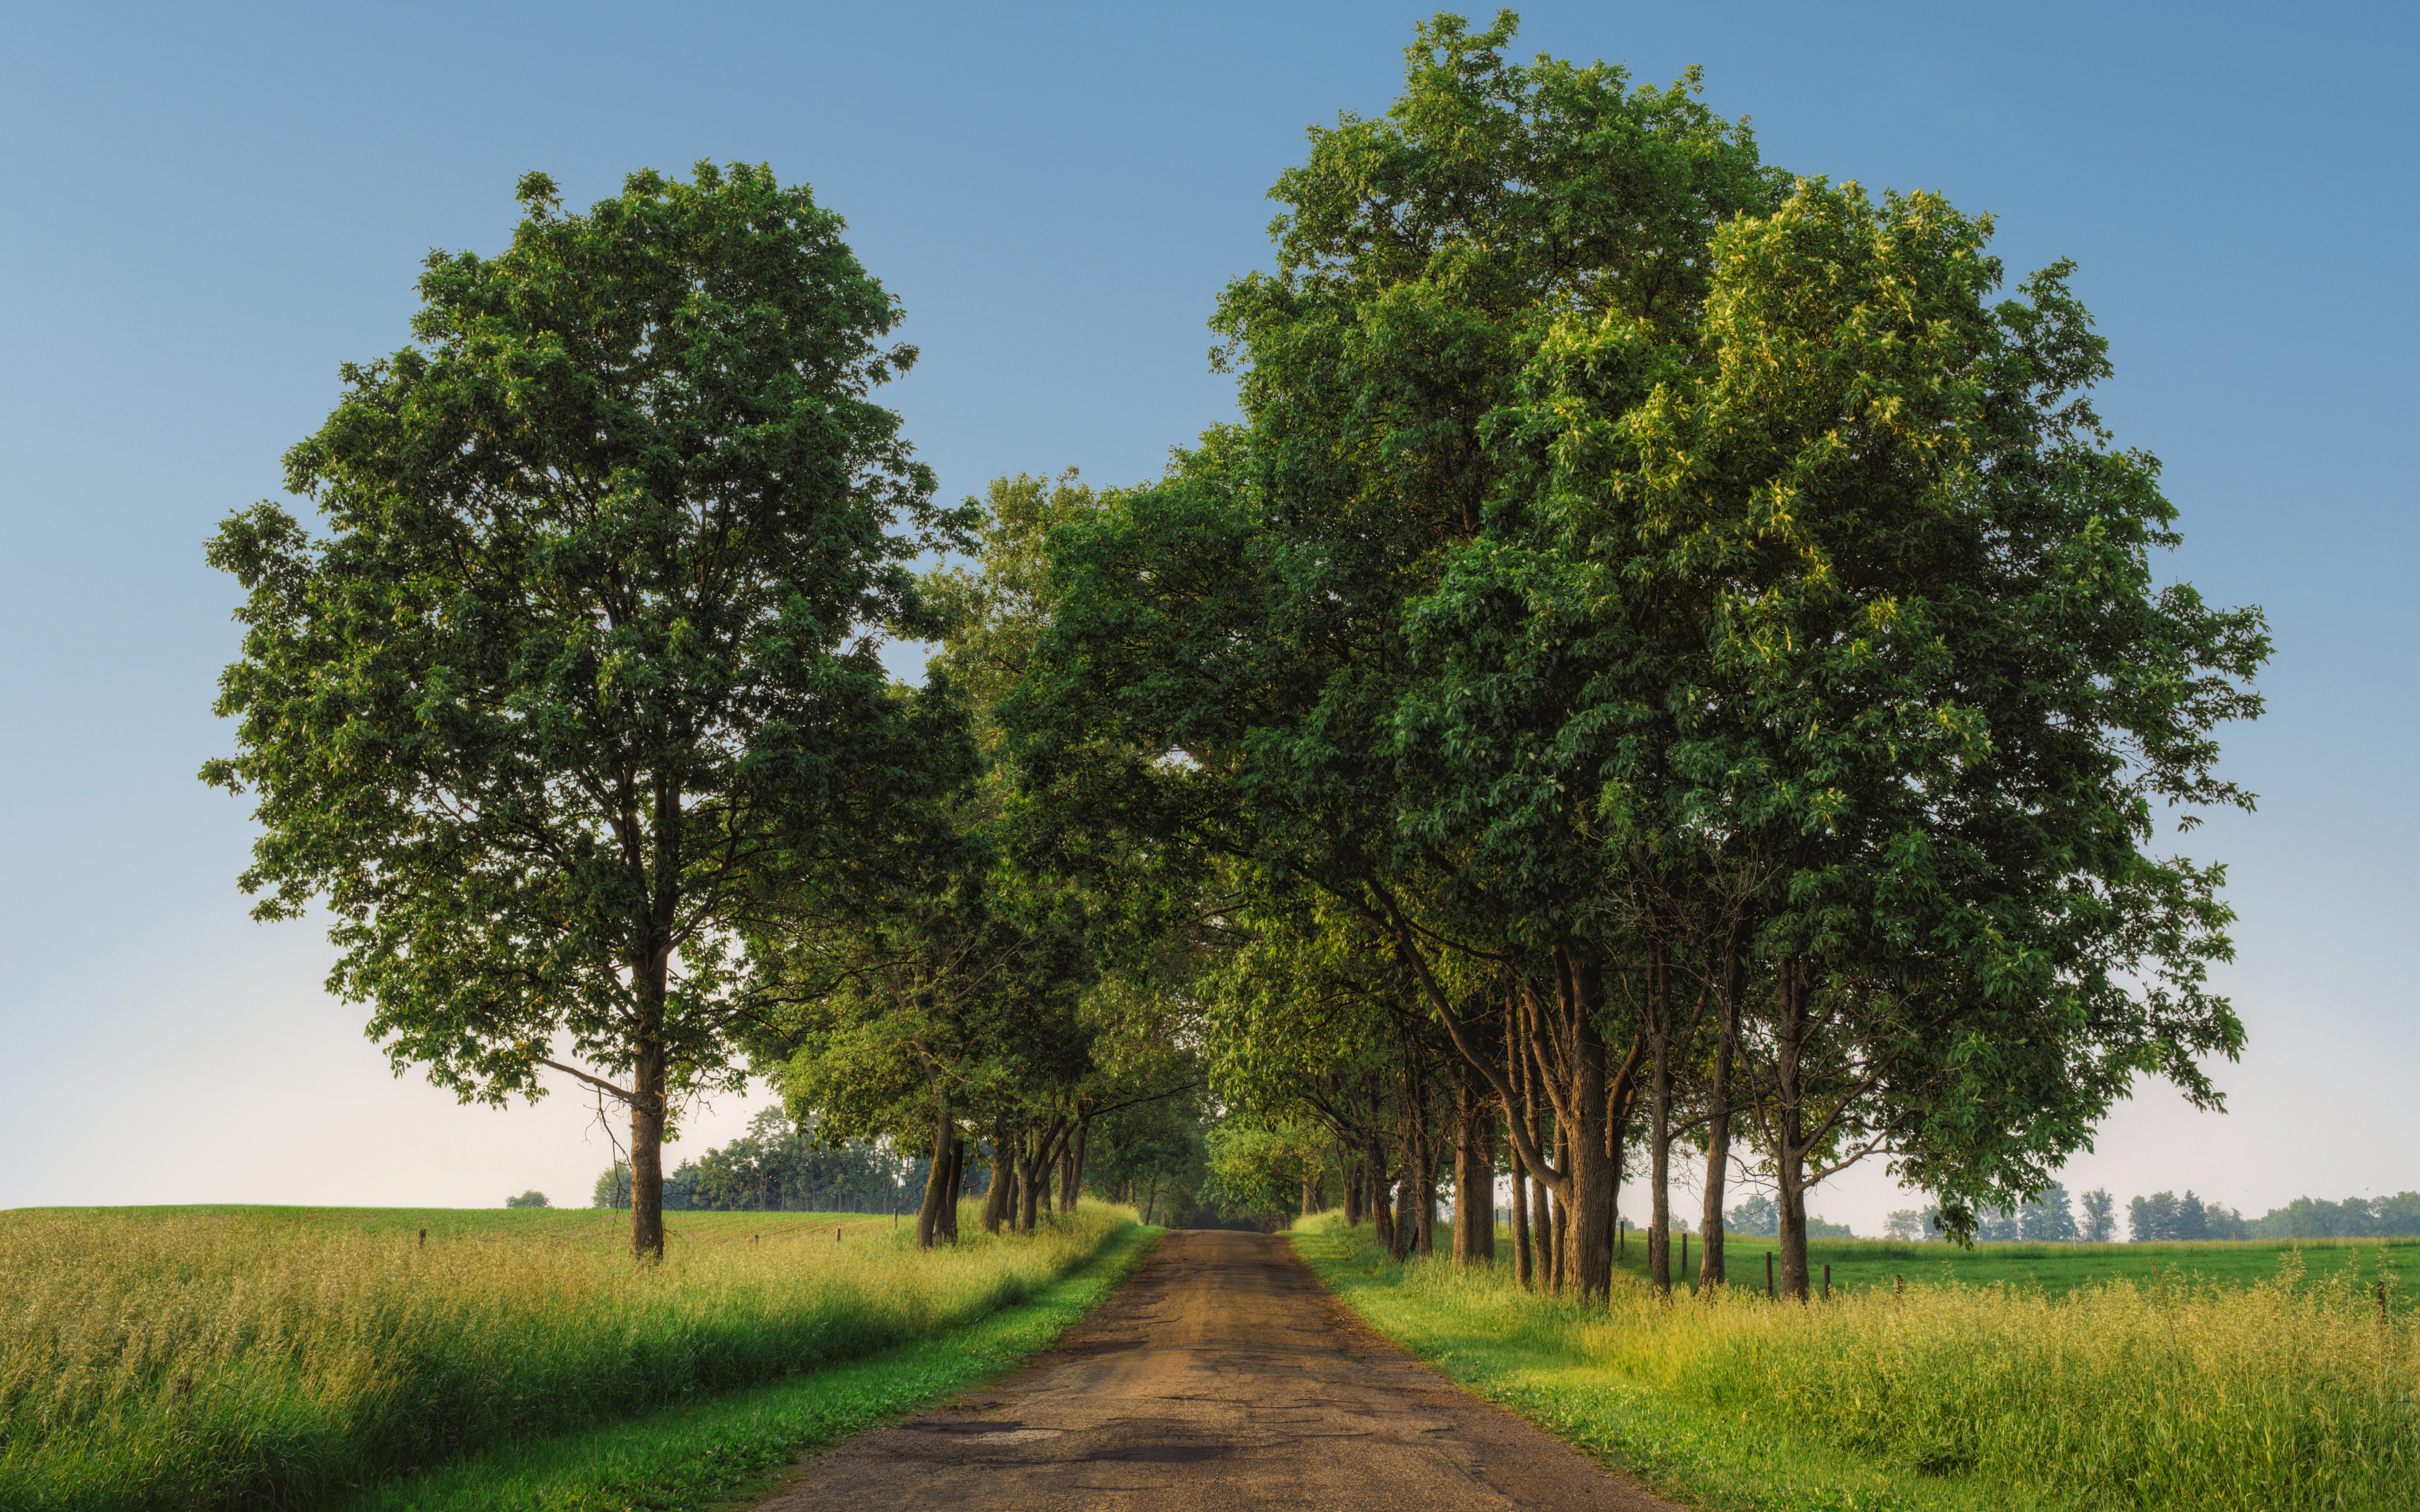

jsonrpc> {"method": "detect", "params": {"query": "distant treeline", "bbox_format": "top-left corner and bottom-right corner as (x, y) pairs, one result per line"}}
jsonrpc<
(592, 1108), (962, 1214)
(1879, 1182), (2420, 1242)
(2234, 1192), (2420, 1240)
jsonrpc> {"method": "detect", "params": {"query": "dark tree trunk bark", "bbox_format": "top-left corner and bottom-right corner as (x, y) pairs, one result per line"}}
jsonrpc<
(1508, 1129), (1532, 1286)
(915, 1092), (953, 1250)
(1546, 1103), (1570, 1293)
(1505, 1023), (1534, 1287)
(1772, 954), (1813, 1301)
(1452, 1073), (1495, 1264)
(1699, 945), (1741, 1291)
(1390, 1104), (1417, 1261)
(939, 1137), (965, 1243)
(1369, 1139), (1394, 1250)
(1343, 1155), (1364, 1226)
(984, 1115), (1014, 1235)
(629, 1036), (667, 1263)
(1020, 1157), (1044, 1232)
(1008, 1133), (1027, 1232)
(1389, 1093), (1418, 1261)
(1645, 938), (1675, 1299)
(1402, 938), (1637, 1301)
(1543, 1179), (1562, 1292)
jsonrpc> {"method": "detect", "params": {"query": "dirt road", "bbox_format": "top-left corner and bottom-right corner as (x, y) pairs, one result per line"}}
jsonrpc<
(757, 1228), (1681, 1512)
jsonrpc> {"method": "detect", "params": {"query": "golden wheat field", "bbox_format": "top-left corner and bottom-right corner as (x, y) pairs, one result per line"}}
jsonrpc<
(0, 1200), (1132, 1512)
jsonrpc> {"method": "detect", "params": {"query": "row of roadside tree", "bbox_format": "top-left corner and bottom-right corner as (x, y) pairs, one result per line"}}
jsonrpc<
(205, 13), (2267, 1290)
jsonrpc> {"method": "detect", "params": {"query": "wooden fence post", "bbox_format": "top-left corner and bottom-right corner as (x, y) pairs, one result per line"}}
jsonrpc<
(1823, 1262), (1831, 1301)
(1766, 1251), (1774, 1299)
(1682, 1231), (1690, 1293)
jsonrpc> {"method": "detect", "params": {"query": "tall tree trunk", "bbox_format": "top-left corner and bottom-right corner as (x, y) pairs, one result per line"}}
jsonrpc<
(1400, 938), (1636, 1300)
(1514, 1014), (1547, 1289)
(1645, 938), (1675, 1299)
(1343, 1154), (1364, 1226)
(629, 1036), (667, 1263)
(1369, 1139), (1395, 1250)
(1508, 1123), (1532, 1286)
(1548, 1106), (1570, 1292)
(1772, 954), (1813, 1301)
(1505, 1025), (1535, 1287)
(1066, 1120), (1089, 1212)
(915, 1091), (953, 1250)
(1008, 1130), (1028, 1231)
(1393, 1168), (1417, 1259)
(1452, 1073), (1494, 1264)
(1563, 950), (1619, 1298)
(1016, 1116), (1064, 1234)
(940, 1137), (965, 1243)
(984, 1115), (1014, 1235)
(1389, 1096), (1418, 1261)
(1699, 946), (1740, 1291)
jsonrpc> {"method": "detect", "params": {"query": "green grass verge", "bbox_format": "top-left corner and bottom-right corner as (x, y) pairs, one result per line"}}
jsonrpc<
(1298, 1220), (2055, 1512)
(1305, 1217), (2420, 1510)
(4, 1201), (1132, 1511)
(332, 1222), (1161, 1512)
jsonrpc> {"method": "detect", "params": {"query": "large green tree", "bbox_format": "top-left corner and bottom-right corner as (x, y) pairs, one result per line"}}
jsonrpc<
(1402, 174), (2269, 1295)
(1010, 10), (1777, 1298)
(203, 163), (972, 1261)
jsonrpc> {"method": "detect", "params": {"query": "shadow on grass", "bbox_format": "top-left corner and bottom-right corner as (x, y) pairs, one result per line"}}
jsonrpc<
(332, 1224), (1162, 1512)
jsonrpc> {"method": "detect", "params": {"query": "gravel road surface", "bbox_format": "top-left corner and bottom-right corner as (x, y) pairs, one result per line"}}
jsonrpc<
(756, 1227), (1682, 1511)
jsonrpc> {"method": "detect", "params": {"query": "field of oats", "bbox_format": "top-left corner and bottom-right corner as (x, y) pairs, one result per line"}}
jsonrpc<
(0, 1201), (1132, 1512)
(1303, 1216), (2420, 1511)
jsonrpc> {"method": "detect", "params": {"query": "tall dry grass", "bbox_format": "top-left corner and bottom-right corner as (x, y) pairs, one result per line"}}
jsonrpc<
(1313, 1216), (2419, 1509)
(0, 1201), (1130, 1512)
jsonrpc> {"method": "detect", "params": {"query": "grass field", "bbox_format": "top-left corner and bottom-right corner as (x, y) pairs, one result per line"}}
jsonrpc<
(1303, 1214), (2420, 1511)
(17, 1203), (912, 1248)
(1612, 1229), (2420, 1310)
(331, 1222), (1163, 1512)
(0, 1199), (1133, 1512)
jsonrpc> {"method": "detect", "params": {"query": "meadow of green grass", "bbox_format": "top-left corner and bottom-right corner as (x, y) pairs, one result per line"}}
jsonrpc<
(0, 1199), (1134, 1512)
(1302, 1214), (2420, 1511)
(330, 1221), (1163, 1512)
(1613, 1230), (2420, 1310)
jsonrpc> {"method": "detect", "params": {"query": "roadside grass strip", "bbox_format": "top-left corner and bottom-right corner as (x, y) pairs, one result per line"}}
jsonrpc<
(329, 1221), (1161, 1512)
(1295, 1214), (2420, 1512)
(0, 1202), (1141, 1512)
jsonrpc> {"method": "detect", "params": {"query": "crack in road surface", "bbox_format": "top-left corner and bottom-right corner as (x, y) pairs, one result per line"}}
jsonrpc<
(757, 1228), (1681, 1511)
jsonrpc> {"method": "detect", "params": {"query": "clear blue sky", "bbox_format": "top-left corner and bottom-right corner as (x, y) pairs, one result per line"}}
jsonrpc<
(4, 1), (2410, 1228)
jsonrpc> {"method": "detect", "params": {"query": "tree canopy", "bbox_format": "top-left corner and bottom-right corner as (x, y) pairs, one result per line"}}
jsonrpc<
(205, 162), (975, 1260)
(210, 14), (2266, 1295)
